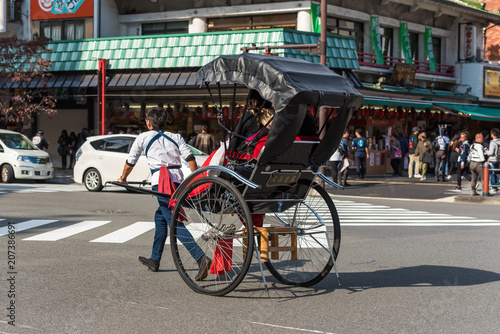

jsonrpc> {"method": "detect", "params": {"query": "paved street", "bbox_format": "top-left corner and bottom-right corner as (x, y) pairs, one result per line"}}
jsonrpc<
(1, 177), (499, 333)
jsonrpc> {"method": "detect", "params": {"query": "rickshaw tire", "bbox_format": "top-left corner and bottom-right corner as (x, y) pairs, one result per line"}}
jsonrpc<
(264, 182), (341, 287)
(170, 176), (254, 296)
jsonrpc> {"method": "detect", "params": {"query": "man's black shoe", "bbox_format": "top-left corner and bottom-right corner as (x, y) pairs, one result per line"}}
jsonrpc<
(138, 256), (159, 272)
(194, 255), (211, 281)
(344, 183), (351, 187)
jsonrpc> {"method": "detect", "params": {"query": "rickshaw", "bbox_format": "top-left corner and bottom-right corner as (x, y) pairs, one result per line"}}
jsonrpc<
(115, 53), (363, 296)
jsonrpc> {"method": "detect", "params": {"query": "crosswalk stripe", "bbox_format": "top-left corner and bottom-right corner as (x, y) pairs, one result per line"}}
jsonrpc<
(90, 221), (155, 243)
(165, 223), (206, 245)
(343, 223), (500, 226)
(0, 220), (58, 236)
(23, 221), (111, 241)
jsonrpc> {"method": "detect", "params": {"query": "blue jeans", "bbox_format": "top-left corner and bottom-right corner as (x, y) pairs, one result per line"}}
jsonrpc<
(355, 152), (366, 178)
(490, 161), (499, 188)
(151, 185), (204, 262)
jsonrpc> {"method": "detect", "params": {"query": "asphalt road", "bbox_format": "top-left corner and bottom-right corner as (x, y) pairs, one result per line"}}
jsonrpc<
(1, 183), (499, 333)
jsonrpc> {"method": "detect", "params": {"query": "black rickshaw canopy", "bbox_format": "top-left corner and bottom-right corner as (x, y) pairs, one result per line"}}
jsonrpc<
(195, 53), (363, 112)
(195, 53), (364, 166)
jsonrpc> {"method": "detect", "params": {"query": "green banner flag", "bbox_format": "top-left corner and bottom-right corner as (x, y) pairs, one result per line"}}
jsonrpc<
(425, 27), (437, 72)
(400, 22), (412, 64)
(370, 16), (384, 65)
(311, 2), (321, 34)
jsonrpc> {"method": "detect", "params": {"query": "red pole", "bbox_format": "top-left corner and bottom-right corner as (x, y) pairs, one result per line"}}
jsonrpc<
(98, 59), (109, 135)
(483, 162), (490, 196)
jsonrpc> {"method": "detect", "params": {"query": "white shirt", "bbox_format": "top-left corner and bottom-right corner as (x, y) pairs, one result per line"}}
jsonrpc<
(127, 130), (192, 186)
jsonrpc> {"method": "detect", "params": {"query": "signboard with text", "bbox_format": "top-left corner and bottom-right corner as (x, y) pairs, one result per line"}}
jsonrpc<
(31, 0), (93, 20)
(391, 64), (417, 86)
(464, 24), (476, 60)
(484, 68), (500, 98)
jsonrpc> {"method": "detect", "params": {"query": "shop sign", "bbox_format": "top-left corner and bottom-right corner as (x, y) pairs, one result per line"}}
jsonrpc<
(368, 119), (393, 127)
(400, 22), (412, 64)
(371, 16), (384, 65)
(464, 23), (476, 60)
(391, 63), (417, 86)
(31, 0), (93, 20)
(425, 27), (436, 72)
(484, 68), (500, 98)
(311, 2), (321, 34)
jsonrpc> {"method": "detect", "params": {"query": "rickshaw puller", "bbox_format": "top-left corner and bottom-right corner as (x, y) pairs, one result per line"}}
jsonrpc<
(118, 107), (211, 280)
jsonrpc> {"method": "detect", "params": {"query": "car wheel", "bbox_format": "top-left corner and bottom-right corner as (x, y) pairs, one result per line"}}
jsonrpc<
(1, 164), (15, 183)
(84, 168), (103, 192)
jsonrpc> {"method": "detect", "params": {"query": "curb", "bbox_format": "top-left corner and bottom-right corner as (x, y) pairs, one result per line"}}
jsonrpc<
(453, 196), (500, 204)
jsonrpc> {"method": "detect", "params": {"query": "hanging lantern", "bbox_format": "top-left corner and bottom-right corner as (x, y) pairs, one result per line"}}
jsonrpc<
(363, 108), (369, 118)
(356, 108), (361, 117)
(370, 108), (377, 117)
(378, 109), (385, 118)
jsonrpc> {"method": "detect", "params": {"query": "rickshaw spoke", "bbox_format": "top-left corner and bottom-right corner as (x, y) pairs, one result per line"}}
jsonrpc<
(170, 176), (253, 296)
(264, 182), (340, 287)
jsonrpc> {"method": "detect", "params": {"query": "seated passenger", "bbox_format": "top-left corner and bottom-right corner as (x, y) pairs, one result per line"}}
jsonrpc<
(228, 90), (275, 158)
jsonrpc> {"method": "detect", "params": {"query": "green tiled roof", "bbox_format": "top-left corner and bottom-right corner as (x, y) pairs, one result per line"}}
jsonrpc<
(44, 28), (359, 72)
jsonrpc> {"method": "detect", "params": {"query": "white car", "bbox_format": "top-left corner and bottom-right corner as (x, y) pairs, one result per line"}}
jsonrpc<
(0, 129), (54, 183)
(73, 134), (208, 192)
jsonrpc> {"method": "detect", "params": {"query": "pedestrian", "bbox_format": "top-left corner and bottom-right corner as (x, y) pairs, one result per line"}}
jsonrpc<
(117, 107), (211, 279)
(433, 128), (450, 181)
(389, 134), (402, 176)
(396, 132), (409, 176)
(408, 127), (421, 178)
(32, 130), (49, 151)
(194, 123), (217, 155)
(352, 128), (369, 179)
(57, 130), (70, 169)
(367, 137), (378, 150)
(468, 132), (486, 196)
(329, 129), (350, 186)
(482, 129), (490, 150)
(446, 134), (460, 181)
(414, 132), (434, 181)
(454, 131), (471, 191)
(486, 128), (500, 193)
(68, 131), (78, 168)
(77, 128), (89, 150)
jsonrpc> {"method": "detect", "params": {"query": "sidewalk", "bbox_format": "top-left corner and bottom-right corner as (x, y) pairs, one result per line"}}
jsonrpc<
(324, 173), (500, 204)
(47, 167), (500, 204)
(49, 168), (76, 184)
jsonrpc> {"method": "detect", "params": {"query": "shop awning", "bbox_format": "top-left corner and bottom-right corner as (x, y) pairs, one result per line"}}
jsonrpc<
(434, 103), (500, 121)
(363, 97), (433, 109)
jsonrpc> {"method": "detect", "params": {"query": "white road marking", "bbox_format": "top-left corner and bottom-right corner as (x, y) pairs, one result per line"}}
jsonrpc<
(249, 321), (334, 334)
(0, 220), (58, 236)
(90, 221), (155, 243)
(23, 220), (111, 241)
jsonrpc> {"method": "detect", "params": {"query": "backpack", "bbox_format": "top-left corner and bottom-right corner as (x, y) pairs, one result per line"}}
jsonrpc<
(432, 137), (440, 151)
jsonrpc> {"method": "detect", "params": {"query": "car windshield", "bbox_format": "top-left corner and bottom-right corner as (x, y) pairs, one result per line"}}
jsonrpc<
(188, 145), (205, 156)
(0, 133), (37, 150)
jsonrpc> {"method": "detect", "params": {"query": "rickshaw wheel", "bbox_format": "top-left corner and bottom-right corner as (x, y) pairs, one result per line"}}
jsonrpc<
(264, 182), (340, 287)
(170, 176), (254, 296)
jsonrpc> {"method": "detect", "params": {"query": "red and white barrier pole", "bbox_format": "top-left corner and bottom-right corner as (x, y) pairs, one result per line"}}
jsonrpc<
(483, 162), (490, 197)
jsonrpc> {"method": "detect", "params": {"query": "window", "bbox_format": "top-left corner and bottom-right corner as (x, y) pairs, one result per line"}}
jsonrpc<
(40, 20), (85, 41)
(207, 14), (296, 31)
(432, 37), (441, 64)
(410, 32), (419, 61)
(104, 138), (133, 153)
(6, 1), (22, 21)
(327, 18), (364, 51)
(380, 27), (393, 57)
(142, 21), (188, 35)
